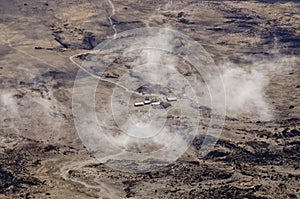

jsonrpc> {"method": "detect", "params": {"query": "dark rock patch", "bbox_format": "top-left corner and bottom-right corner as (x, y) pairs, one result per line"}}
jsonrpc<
(161, 102), (171, 109)
(43, 145), (59, 152)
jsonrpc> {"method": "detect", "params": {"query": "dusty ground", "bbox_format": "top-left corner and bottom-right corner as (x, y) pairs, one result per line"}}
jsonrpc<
(0, 0), (299, 198)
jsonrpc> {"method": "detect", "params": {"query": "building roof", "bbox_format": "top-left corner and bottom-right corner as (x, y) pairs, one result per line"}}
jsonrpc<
(167, 97), (177, 101)
(134, 102), (144, 106)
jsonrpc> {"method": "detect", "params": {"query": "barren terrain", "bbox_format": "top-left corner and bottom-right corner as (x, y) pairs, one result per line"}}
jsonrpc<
(0, 0), (299, 198)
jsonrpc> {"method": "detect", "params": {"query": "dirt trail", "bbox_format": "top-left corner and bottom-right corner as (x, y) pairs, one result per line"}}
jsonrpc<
(107, 0), (117, 39)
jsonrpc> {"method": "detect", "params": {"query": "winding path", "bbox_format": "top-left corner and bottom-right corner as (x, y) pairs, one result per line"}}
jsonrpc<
(107, 0), (117, 39)
(69, 51), (146, 97)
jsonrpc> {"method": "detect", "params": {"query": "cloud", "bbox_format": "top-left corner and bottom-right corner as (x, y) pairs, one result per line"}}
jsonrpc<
(211, 49), (295, 120)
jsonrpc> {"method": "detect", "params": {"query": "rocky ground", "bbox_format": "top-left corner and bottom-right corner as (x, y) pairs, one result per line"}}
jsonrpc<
(0, 0), (299, 198)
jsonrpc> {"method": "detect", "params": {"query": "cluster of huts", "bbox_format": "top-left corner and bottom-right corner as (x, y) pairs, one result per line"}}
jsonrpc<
(134, 97), (177, 107)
